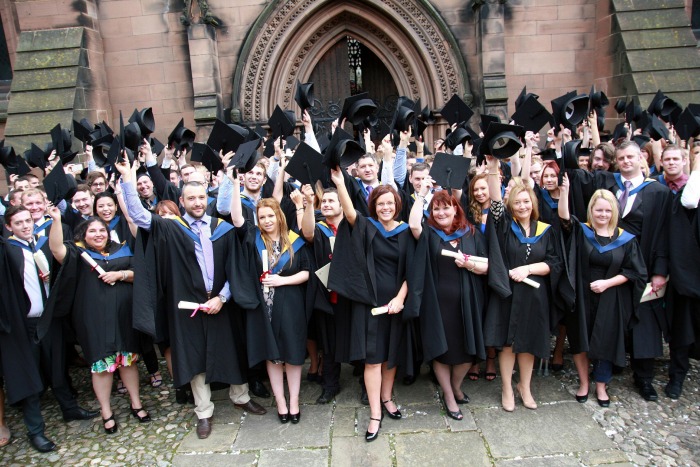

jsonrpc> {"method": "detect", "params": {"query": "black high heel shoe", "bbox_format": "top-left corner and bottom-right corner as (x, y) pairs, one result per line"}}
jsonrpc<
(278, 412), (289, 423)
(130, 406), (151, 423)
(103, 414), (118, 434)
(365, 416), (382, 442)
(382, 400), (402, 419)
(290, 411), (300, 424)
(443, 397), (463, 421)
(575, 385), (589, 403)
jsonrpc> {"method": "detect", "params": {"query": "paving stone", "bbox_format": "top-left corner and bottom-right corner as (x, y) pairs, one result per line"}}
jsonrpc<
(475, 402), (614, 459)
(445, 407), (478, 432)
(186, 401), (244, 425)
(497, 455), (581, 466)
(330, 435), (392, 467)
(579, 449), (630, 465)
(356, 404), (446, 434)
(395, 431), (490, 467)
(233, 405), (332, 450)
(176, 424), (238, 453)
(332, 407), (357, 437)
(392, 374), (438, 406)
(172, 453), (256, 466)
(258, 449), (328, 467)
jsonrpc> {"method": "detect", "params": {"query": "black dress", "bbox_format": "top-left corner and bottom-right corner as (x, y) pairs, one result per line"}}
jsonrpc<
(484, 201), (563, 359)
(435, 241), (471, 365)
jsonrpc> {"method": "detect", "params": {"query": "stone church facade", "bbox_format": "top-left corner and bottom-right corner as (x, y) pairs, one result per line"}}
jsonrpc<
(0, 0), (698, 173)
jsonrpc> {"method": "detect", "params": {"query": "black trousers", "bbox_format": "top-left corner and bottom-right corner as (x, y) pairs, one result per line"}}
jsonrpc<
(668, 345), (691, 381)
(22, 318), (78, 437)
(630, 358), (655, 381)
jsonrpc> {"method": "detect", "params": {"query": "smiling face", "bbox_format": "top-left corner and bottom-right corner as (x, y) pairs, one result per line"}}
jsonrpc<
(472, 178), (489, 205)
(180, 184), (207, 220)
(357, 156), (378, 184)
(244, 166), (266, 194)
(410, 169), (429, 193)
(257, 206), (279, 236)
(73, 190), (94, 216)
(592, 148), (611, 171)
(431, 200), (456, 231)
(7, 210), (34, 242)
(84, 220), (109, 251)
(541, 166), (558, 192)
(321, 192), (342, 219)
(615, 146), (642, 178)
(95, 197), (117, 222)
(511, 189), (533, 223)
(22, 193), (47, 222)
(137, 175), (154, 198)
(374, 192), (396, 223)
(590, 197), (613, 231)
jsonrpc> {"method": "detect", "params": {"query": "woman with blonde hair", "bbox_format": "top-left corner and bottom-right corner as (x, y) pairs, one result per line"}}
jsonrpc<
(558, 179), (646, 406)
(230, 171), (311, 424)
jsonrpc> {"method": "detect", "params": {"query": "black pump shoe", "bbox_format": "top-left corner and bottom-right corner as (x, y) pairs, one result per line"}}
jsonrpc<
(103, 414), (118, 434)
(290, 412), (300, 424)
(278, 412), (289, 423)
(365, 416), (382, 442)
(382, 400), (402, 419)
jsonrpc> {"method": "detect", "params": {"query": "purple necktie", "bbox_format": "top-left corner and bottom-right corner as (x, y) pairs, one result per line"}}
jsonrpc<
(192, 219), (215, 291)
(618, 180), (632, 215)
(366, 185), (373, 202)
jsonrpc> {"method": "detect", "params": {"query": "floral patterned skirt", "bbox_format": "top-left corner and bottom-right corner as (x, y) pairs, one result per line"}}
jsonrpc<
(91, 352), (139, 374)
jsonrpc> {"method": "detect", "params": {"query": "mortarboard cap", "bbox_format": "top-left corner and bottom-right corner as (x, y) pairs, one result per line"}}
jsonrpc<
(551, 91), (589, 131)
(632, 134), (651, 148)
(286, 135), (300, 151)
(27, 143), (48, 170)
(73, 118), (93, 144)
(123, 121), (142, 153)
(322, 127), (364, 169)
(268, 105), (295, 140)
(588, 85), (609, 113)
(207, 119), (246, 154)
(647, 90), (680, 122)
(43, 160), (73, 204)
(611, 122), (628, 142)
(538, 148), (557, 162)
(107, 139), (134, 167)
(50, 124), (78, 164)
(285, 142), (325, 185)
(514, 86), (537, 110)
(294, 81), (315, 111)
(441, 94), (474, 127)
(254, 124), (267, 139)
(316, 131), (331, 154)
(645, 114), (670, 141)
(614, 99), (626, 114)
(149, 136), (165, 156)
(675, 107), (700, 141)
(479, 122), (524, 159)
(228, 137), (262, 174)
(262, 137), (276, 157)
(191, 143), (223, 174)
(91, 134), (114, 168)
(429, 152), (471, 190)
(0, 142), (31, 176)
(168, 118), (196, 151)
(511, 95), (553, 133)
(129, 107), (155, 136)
(561, 140), (584, 170)
(479, 114), (500, 134)
(445, 127), (470, 151)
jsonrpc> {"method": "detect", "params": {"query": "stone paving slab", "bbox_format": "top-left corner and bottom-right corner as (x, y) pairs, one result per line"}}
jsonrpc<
(444, 407), (478, 431)
(172, 453), (257, 466)
(232, 404), (332, 450)
(330, 435), (392, 467)
(497, 455), (582, 466)
(258, 448), (328, 467)
(331, 407), (357, 437)
(394, 431), (490, 467)
(356, 404), (447, 434)
(475, 402), (614, 459)
(176, 423), (239, 453)
(578, 449), (630, 465)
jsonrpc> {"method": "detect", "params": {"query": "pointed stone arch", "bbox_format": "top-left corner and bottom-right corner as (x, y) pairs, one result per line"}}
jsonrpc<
(231, 0), (471, 124)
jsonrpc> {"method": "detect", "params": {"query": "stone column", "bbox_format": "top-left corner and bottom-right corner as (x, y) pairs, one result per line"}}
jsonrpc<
(187, 23), (222, 131)
(477, 2), (508, 121)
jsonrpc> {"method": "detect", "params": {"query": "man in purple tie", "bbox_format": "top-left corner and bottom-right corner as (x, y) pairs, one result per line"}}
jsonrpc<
(116, 159), (266, 441)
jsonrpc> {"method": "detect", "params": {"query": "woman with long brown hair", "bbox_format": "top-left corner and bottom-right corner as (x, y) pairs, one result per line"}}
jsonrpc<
(230, 171), (311, 425)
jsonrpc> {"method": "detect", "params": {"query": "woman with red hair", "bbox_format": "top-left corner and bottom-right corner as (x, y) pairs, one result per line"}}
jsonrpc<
(409, 180), (502, 421)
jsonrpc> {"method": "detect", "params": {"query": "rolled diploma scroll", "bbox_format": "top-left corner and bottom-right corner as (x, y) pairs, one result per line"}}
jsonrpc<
(80, 251), (113, 285)
(440, 249), (539, 288)
(440, 249), (488, 263)
(261, 249), (270, 294)
(33, 251), (50, 276)
(371, 306), (389, 316)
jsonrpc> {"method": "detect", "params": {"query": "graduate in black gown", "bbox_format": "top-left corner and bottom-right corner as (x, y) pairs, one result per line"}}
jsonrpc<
(558, 179), (646, 406)
(409, 185), (490, 421)
(45, 207), (150, 434)
(230, 170), (311, 424)
(328, 168), (419, 442)
(483, 155), (562, 412)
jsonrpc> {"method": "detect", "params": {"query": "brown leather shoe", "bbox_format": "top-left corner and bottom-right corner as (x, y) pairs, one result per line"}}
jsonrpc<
(196, 417), (212, 439)
(233, 400), (267, 415)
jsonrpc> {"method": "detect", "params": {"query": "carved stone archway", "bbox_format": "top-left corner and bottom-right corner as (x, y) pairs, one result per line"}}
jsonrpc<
(232, 0), (472, 131)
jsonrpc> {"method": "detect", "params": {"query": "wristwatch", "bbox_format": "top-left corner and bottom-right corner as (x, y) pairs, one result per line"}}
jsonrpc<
(218, 294), (227, 304)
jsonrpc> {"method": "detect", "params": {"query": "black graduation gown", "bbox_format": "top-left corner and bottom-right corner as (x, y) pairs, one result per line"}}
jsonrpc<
(562, 218), (646, 366)
(667, 187), (700, 354)
(0, 237), (53, 405)
(328, 214), (419, 372)
(568, 170), (671, 358)
(307, 222), (352, 358)
(131, 215), (255, 387)
(483, 205), (563, 359)
(43, 242), (139, 364)
(238, 225), (312, 366)
(416, 226), (489, 363)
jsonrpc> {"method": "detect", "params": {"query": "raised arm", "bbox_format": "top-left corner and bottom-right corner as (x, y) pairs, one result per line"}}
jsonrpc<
(114, 185), (138, 238)
(272, 153), (287, 203)
(115, 159), (153, 231)
(227, 166), (245, 228)
(520, 131), (535, 187)
(486, 155), (502, 203)
(300, 184), (316, 242)
(331, 167), (356, 226)
(409, 176), (433, 239)
(47, 205), (67, 263)
(558, 173), (571, 220)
